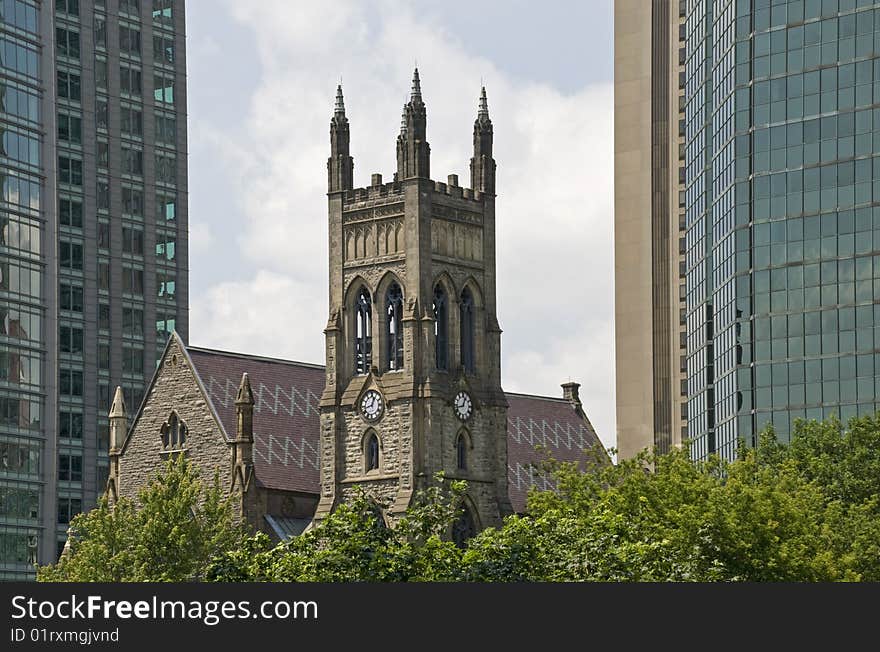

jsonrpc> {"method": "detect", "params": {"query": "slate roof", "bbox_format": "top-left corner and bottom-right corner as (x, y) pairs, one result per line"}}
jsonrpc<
(187, 345), (605, 513)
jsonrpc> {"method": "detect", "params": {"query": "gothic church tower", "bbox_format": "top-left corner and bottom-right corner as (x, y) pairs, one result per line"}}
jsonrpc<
(315, 71), (511, 536)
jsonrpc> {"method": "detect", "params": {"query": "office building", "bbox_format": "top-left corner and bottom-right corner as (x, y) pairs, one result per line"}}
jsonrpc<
(615, 0), (688, 459)
(617, 0), (880, 461)
(1, 0), (188, 579)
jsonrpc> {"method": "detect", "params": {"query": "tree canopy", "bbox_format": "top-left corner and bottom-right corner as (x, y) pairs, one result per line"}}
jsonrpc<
(40, 414), (880, 582)
(38, 454), (249, 582)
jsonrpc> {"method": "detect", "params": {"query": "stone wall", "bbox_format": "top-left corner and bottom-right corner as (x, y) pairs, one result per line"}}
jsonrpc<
(117, 337), (238, 515)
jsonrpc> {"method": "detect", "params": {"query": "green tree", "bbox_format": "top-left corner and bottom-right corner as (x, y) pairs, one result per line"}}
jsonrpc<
(38, 454), (248, 582)
(40, 415), (880, 582)
(207, 476), (466, 582)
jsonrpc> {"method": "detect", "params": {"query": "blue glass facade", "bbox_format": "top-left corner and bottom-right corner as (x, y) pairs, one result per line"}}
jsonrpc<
(1, 0), (188, 578)
(685, 0), (880, 460)
(1, 0), (45, 578)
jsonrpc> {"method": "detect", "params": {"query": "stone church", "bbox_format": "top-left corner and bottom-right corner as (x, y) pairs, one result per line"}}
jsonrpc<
(108, 71), (607, 541)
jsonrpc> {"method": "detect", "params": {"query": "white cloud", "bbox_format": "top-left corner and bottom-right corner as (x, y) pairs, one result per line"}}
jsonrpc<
(190, 270), (324, 365)
(188, 221), (215, 258)
(188, 0), (615, 450)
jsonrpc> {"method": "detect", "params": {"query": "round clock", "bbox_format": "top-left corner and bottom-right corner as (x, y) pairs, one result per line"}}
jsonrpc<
(454, 391), (473, 421)
(360, 389), (384, 422)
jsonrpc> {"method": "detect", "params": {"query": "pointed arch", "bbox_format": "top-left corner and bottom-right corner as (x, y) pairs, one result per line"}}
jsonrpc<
(455, 428), (471, 471)
(460, 286), (476, 373)
(385, 281), (404, 370)
(355, 228), (365, 259)
(459, 277), (484, 308)
(345, 230), (355, 261)
(365, 224), (376, 257)
(160, 410), (187, 450)
(362, 429), (381, 474)
(452, 497), (479, 548)
(433, 283), (449, 371)
(375, 271), (404, 299)
(379, 223), (394, 256)
(351, 284), (372, 375)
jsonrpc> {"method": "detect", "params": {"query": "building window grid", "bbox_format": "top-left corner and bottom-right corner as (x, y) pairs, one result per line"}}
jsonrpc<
(685, 0), (880, 459)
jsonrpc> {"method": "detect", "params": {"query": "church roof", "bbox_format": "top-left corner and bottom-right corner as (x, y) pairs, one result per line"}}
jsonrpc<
(186, 345), (605, 513)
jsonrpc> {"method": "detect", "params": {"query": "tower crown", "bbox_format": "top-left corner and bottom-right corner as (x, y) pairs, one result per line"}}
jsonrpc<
(319, 71), (508, 532)
(328, 84), (354, 192)
(477, 86), (490, 125)
(471, 85), (496, 194)
(397, 67), (430, 179)
(410, 67), (423, 105)
(333, 84), (346, 120)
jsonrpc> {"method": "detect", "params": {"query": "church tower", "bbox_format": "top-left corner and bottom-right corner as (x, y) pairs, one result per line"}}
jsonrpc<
(315, 71), (512, 536)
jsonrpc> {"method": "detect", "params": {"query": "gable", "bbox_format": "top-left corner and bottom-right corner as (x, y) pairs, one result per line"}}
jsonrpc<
(117, 335), (232, 501)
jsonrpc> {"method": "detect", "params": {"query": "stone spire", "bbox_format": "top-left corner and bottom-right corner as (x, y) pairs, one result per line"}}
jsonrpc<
(398, 68), (430, 179)
(470, 85), (495, 194)
(235, 372), (254, 441)
(478, 86), (490, 123)
(334, 84), (345, 118)
(410, 67), (423, 104)
(232, 372), (255, 494)
(109, 386), (126, 453)
(107, 386), (127, 503)
(328, 84), (354, 192)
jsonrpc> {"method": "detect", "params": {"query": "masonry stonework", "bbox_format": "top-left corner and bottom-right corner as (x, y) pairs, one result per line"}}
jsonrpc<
(314, 72), (511, 531)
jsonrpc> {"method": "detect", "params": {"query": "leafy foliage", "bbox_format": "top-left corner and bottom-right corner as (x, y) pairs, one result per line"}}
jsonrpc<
(206, 476), (466, 582)
(40, 415), (880, 582)
(38, 455), (249, 582)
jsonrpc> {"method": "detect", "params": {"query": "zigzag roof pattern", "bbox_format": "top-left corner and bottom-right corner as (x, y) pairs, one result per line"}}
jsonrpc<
(186, 346), (604, 512)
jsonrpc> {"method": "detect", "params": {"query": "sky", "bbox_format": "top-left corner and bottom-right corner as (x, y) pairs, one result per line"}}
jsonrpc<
(184, 0), (616, 450)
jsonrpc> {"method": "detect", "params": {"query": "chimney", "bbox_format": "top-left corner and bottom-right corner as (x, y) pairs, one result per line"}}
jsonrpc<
(562, 382), (582, 411)
(447, 173), (459, 187)
(371, 173), (383, 186)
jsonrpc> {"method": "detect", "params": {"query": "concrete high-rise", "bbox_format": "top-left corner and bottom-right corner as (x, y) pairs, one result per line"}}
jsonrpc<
(1, 0), (188, 579)
(615, 0), (688, 460)
(617, 0), (880, 462)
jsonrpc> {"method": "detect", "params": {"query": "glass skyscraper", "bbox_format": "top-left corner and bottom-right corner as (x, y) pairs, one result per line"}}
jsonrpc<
(1, 0), (188, 579)
(683, 0), (880, 460)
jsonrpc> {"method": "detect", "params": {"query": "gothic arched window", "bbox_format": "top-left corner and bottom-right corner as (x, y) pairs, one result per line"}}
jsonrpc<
(456, 431), (468, 471)
(365, 431), (380, 473)
(460, 287), (475, 373)
(433, 284), (448, 370)
(385, 282), (404, 371)
(354, 287), (372, 375)
(452, 505), (476, 548)
(161, 412), (187, 450)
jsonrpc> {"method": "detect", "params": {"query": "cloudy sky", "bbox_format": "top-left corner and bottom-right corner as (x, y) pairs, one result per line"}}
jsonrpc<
(185, 0), (616, 449)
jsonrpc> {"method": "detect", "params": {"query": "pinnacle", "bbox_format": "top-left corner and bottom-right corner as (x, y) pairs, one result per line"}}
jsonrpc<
(477, 86), (490, 122)
(109, 386), (126, 418)
(236, 372), (255, 406)
(334, 84), (345, 116)
(410, 67), (422, 103)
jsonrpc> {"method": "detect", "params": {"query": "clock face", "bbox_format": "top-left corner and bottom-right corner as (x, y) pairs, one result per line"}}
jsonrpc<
(454, 391), (473, 421)
(360, 389), (384, 421)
